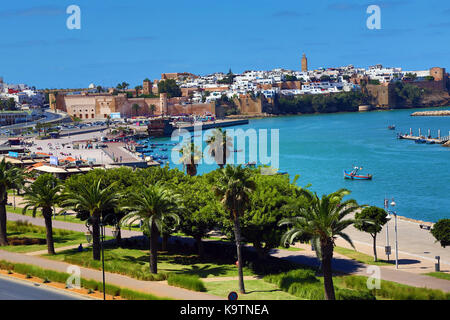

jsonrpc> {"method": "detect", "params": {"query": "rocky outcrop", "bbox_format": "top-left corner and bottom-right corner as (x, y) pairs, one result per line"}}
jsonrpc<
(443, 141), (450, 147)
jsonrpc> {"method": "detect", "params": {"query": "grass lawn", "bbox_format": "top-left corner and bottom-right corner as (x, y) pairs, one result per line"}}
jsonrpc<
(334, 246), (393, 266)
(425, 272), (450, 281)
(205, 280), (302, 300)
(3, 221), (87, 253)
(44, 245), (255, 280)
(6, 205), (84, 225)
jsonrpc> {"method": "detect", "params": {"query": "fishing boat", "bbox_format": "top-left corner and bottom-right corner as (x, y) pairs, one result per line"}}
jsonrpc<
(388, 125), (396, 130)
(415, 139), (427, 144)
(344, 166), (372, 180)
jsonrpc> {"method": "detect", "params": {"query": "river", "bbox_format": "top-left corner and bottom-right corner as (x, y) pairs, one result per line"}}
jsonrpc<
(140, 107), (450, 222)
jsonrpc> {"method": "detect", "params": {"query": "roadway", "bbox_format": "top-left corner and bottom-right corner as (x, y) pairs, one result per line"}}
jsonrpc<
(0, 275), (87, 300)
(1, 110), (66, 131)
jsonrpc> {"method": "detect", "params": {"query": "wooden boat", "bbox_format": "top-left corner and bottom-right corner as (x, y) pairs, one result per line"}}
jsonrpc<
(388, 125), (396, 130)
(415, 139), (427, 144)
(344, 167), (372, 180)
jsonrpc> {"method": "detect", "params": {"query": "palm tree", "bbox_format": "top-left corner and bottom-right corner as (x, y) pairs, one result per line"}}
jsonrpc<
(131, 103), (140, 117)
(61, 179), (119, 260)
(150, 104), (156, 115)
(206, 128), (233, 169)
(0, 159), (25, 246)
(213, 165), (256, 294)
(279, 188), (361, 300)
(178, 140), (202, 176)
(21, 174), (61, 255)
(120, 184), (182, 274)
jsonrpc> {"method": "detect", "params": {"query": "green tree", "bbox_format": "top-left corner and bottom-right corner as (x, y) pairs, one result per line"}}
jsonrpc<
(0, 159), (25, 245)
(150, 104), (157, 114)
(158, 79), (181, 98)
(21, 174), (62, 255)
(237, 172), (309, 260)
(354, 206), (388, 261)
(120, 184), (183, 274)
(431, 219), (450, 248)
(205, 128), (233, 169)
(176, 175), (221, 257)
(61, 179), (119, 260)
(285, 75), (298, 81)
(213, 165), (256, 294)
(131, 103), (141, 116)
(279, 188), (361, 300)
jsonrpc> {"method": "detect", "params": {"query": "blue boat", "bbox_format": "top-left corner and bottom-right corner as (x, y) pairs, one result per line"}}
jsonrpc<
(344, 166), (372, 180)
(415, 139), (427, 144)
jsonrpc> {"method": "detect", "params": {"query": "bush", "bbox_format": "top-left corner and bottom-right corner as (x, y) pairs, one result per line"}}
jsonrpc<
(336, 288), (376, 300)
(264, 268), (323, 300)
(167, 274), (206, 292)
(431, 219), (450, 248)
(342, 275), (450, 300)
(288, 283), (324, 300)
(120, 288), (163, 300)
(264, 268), (318, 289)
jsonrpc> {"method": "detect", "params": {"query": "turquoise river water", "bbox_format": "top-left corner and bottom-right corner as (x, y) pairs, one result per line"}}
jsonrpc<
(140, 107), (450, 222)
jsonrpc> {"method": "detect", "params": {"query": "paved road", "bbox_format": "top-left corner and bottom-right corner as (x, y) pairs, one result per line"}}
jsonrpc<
(343, 213), (450, 265)
(0, 275), (85, 300)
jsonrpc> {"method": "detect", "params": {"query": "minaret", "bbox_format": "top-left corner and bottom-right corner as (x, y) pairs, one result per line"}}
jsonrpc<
(301, 53), (308, 72)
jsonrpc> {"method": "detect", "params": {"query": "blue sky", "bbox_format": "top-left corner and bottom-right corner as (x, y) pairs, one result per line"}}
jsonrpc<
(0, 0), (449, 89)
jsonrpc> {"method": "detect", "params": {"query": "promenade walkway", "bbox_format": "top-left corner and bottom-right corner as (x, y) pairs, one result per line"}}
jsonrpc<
(3, 212), (450, 294)
(0, 250), (222, 300)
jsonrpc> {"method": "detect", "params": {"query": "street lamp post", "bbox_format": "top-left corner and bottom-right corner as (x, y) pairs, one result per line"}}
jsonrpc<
(384, 198), (390, 262)
(386, 199), (399, 269)
(85, 214), (120, 301)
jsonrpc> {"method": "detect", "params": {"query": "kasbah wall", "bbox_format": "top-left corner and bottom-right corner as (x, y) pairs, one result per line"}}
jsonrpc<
(52, 92), (217, 119)
(366, 67), (448, 108)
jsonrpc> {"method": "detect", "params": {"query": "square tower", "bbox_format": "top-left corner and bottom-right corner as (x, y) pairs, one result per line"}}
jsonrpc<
(301, 53), (308, 72)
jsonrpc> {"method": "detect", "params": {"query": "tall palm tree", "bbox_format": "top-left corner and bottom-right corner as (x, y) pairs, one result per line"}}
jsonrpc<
(120, 184), (182, 274)
(0, 159), (25, 246)
(213, 165), (256, 294)
(131, 103), (140, 117)
(61, 179), (119, 260)
(178, 140), (202, 176)
(21, 174), (61, 255)
(279, 188), (360, 300)
(206, 128), (233, 169)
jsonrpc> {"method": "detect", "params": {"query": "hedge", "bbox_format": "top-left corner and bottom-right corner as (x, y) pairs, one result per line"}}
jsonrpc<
(167, 274), (206, 292)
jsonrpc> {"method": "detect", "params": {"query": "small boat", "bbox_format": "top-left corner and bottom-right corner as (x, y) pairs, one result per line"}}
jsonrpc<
(426, 140), (435, 145)
(415, 139), (427, 144)
(344, 166), (372, 180)
(388, 125), (396, 130)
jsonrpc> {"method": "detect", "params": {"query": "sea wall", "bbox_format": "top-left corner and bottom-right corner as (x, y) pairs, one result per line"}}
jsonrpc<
(411, 110), (450, 116)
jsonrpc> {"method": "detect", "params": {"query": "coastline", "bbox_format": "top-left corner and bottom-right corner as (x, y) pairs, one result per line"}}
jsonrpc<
(226, 104), (450, 120)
